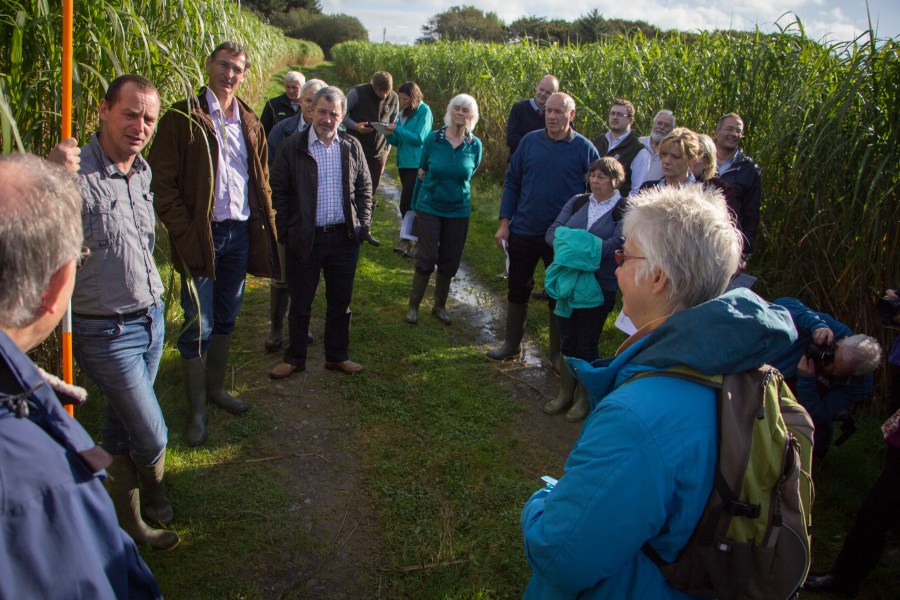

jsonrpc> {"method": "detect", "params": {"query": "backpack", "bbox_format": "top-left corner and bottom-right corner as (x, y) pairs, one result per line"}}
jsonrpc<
(634, 365), (814, 600)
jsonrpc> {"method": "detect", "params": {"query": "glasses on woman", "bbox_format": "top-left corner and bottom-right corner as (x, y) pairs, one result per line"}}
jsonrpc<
(614, 249), (646, 267)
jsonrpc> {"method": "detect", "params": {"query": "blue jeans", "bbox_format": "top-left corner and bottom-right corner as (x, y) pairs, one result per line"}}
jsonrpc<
(178, 220), (249, 359)
(73, 302), (167, 466)
(285, 229), (360, 366)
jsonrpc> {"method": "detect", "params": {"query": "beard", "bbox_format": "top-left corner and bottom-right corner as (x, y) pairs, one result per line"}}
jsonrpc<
(651, 131), (666, 143)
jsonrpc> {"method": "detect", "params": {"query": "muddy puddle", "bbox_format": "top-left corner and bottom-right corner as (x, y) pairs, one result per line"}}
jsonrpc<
(378, 174), (545, 370)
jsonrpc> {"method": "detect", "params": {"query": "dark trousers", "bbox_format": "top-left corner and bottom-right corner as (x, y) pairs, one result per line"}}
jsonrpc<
(414, 212), (469, 277)
(830, 444), (900, 591)
(284, 229), (359, 366)
(366, 153), (389, 197)
(507, 232), (554, 305)
(558, 288), (617, 362)
(398, 168), (417, 217)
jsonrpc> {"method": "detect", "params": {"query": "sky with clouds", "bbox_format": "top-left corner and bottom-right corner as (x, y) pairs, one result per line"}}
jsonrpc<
(320, 1), (898, 46)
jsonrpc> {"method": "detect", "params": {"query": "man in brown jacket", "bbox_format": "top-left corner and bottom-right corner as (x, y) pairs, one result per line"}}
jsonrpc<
(148, 41), (277, 446)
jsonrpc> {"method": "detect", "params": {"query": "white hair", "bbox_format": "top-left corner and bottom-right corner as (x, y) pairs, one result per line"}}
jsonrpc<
(284, 71), (305, 86)
(301, 78), (326, 96)
(654, 109), (675, 126)
(841, 334), (883, 375)
(623, 185), (742, 313)
(444, 93), (480, 132)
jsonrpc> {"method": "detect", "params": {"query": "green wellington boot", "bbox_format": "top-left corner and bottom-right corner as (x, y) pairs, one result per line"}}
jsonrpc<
(206, 334), (248, 414)
(431, 272), (452, 325)
(135, 453), (175, 525)
(405, 271), (430, 324)
(544, 363), (577, 415)
(105, 455), (180, 551)
(182, 356), (207, 447)
(486, 302), (528, 360)
(565, 383), (591, 423)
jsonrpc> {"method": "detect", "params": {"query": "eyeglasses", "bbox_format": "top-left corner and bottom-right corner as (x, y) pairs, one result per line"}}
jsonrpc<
(609, 110), (631, 118)
(76, 246), (91, 270)
(614, 249), (646, 267)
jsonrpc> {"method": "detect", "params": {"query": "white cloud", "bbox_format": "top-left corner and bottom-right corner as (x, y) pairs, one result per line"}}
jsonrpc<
(319, 0), (899, 45)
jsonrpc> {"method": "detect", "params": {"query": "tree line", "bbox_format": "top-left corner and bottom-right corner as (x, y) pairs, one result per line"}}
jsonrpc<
(419, 5), (670, 44)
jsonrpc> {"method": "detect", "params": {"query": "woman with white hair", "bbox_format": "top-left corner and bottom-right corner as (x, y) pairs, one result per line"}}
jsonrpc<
(404, 94), (482, 326)
(521, 185), (797, 598)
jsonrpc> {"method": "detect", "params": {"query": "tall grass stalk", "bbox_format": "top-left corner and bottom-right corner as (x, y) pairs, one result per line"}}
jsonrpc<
(0, 0), (322, 156)
(333, 22), (899, 336)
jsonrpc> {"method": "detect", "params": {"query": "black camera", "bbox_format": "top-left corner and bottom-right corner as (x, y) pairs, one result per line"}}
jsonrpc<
(804, 341), (836, 368)
(877, 294), (900, 325)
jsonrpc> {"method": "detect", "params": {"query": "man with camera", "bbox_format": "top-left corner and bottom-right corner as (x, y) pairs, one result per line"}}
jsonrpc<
(770, 297), (882, 459)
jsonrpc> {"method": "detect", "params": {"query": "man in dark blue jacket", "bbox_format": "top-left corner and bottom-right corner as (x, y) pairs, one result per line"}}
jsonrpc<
(0, 153), (161, 599)
(715, 112), (762, 256)
(487, 92), (599, 363)
(770, 297), (882, 458)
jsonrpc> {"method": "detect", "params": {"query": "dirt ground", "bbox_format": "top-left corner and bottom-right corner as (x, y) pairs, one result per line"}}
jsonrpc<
(229, 174), (581, 598)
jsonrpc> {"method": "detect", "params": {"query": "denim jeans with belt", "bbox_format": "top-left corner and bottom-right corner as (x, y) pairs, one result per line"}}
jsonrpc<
(178, 219), (249, 359)
(73, 301), (167, 466)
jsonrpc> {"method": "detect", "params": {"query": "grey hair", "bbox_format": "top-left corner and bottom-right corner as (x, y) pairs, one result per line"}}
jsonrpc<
(444, 93), (480, 132)
(841, 334), (883, 376)
(654, 109), (675, 127)
(301, 78), (326, 96)
(284, 71), (305, 86)
(696, 134), (717, 180)
(623, 185), (741, 313)
(313, 86), (347, 114)
(552, 92), (576, 113)
(0, 153), (82, 328)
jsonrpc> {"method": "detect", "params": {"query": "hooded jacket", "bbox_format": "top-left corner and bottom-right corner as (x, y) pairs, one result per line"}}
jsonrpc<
(0, 332), (161, 599)
(521, 289), (796, 599)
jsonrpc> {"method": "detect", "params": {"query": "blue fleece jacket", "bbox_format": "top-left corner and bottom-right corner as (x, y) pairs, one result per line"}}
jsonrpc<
(500, 129), (599, 237)
(521, 289), (796, 599)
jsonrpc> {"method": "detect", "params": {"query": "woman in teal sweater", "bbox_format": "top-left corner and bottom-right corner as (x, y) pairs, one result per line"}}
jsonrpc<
(385, 81), (433, 256)
(405, 93), (482, 326)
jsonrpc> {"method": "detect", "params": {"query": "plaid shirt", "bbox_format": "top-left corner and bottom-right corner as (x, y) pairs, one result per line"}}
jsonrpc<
(308, 129), (344, 226)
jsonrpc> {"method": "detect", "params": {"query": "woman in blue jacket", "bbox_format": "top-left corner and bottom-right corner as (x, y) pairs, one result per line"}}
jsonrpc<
(543, 157), (625, 422)
(521, 185), (796, 598)
(385, 81), (433, 257)
(404, 93), (482, 326)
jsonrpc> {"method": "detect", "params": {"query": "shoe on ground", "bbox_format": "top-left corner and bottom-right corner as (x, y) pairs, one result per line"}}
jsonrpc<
(802, 573), (856, 595)
(325, 360), (364, 374)
(307, 330), (315, 343)
(269, 362), (304, 380)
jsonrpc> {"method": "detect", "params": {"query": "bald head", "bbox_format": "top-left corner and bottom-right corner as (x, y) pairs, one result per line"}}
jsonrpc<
(534, 75), (559, 108)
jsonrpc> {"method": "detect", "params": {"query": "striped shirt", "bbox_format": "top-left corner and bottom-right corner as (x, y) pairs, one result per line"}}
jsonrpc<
(205, 88), (250, 222)
(308, 129), (344, 226)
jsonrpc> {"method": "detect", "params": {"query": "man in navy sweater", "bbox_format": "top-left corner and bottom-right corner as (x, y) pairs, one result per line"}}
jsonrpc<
(488, 92), (600, 363)
(505, 74), (559, 158)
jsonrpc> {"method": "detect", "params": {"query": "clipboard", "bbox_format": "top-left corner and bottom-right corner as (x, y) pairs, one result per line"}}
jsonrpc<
(369, 121), (392, 135)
